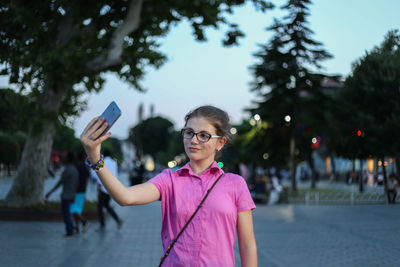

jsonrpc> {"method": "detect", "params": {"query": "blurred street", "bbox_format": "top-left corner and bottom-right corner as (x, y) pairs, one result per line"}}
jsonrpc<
(1, 174), (399, 266)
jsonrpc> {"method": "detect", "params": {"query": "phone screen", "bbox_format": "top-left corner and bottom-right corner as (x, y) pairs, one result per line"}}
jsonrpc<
(99, 101), (121, 136)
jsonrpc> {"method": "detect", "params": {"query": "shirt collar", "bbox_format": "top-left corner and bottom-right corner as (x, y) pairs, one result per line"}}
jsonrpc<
(177, 161), (224, 177)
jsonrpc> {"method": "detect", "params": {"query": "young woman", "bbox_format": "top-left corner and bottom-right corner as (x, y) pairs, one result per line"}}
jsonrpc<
(80, 105), (257, 266)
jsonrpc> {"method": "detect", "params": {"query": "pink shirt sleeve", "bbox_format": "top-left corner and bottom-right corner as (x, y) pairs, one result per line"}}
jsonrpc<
(236, 176), (256, 212)
(148, 169), (171, 199)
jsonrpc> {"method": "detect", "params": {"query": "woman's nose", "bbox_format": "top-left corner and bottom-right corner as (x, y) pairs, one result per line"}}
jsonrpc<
(190, 134), (199, 143)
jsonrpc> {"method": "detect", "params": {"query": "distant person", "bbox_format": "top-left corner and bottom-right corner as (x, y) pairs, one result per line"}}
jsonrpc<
(254, 167), (268, 204)
(130, 159), (145, 186)
(91, 149), (123, 230)
(376, 171), (384, 186)
(366, 170), (375, 188)
(386, 173), (399, 204)
(45, 152), (79, 238)
(70, 151), (90, 233)
(80, 105), (257, 266)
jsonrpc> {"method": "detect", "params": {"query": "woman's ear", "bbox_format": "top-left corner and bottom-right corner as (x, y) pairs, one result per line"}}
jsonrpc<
(217, 137), (227, 151)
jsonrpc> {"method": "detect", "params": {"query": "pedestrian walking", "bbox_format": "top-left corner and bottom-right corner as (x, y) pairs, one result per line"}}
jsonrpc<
(386, 173), (399, 204)
(45, 152), (79, 238)
(129, 159), (146, 186)
(91, 149), (123, 230)
(80, 105), (257, 266)
(70, 151), (90, 233)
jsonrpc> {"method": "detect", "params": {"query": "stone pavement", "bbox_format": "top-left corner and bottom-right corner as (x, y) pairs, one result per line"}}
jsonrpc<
(1, 202), (399, 266)
(1, 174), (400, 266)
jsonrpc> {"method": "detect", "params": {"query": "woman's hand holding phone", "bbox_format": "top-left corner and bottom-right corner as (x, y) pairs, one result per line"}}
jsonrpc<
(80, 117), (111, 164)
(80, 101), (121, 163)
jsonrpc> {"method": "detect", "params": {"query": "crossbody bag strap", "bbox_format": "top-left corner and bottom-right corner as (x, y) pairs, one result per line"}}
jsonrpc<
(158, 173), (224, 267)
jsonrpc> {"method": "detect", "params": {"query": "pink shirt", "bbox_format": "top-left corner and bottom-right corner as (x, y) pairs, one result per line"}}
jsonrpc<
(149, 161), (256, 267)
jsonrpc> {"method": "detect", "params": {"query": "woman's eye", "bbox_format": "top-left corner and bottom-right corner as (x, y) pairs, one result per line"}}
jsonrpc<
(199, 133), (209, 139)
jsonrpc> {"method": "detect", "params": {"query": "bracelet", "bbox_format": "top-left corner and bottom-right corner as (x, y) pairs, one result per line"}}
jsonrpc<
(85, 154), (105, 171)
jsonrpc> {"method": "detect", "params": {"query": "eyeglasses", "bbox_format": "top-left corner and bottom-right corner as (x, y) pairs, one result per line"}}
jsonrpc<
(181, 128), (221, 143)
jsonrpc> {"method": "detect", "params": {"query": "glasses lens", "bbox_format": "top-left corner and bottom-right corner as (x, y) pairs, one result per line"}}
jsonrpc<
(197, 132), (211, 142)
(182, 129), (194, 139)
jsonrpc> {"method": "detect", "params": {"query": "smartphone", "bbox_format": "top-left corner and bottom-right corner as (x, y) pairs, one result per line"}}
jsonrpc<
(98, 101), (121, 137)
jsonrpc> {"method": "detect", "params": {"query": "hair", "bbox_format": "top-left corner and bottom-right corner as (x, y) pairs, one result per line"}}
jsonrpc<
(65, 152), (76, 164)
(184, 105), (232, 142)
(76, 150), (86, 162)
(103, 149), (112, 157)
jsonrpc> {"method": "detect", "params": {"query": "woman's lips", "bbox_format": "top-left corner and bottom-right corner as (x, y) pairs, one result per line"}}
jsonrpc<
(189, 147), (200, 152)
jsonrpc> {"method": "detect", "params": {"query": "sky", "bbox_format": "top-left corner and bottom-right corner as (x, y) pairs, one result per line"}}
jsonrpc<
(2, 0), (400, 140)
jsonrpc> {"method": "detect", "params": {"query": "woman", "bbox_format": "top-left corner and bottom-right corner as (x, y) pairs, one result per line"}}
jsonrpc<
(81, 105), (257, 266)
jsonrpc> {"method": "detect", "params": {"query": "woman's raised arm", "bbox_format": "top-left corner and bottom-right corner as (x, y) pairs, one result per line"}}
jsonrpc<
(80, 117), (160, 206)
(95, 166), (160, 206)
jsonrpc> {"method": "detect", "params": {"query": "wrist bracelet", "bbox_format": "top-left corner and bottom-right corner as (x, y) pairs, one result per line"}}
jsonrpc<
(85, 154), (105, 171)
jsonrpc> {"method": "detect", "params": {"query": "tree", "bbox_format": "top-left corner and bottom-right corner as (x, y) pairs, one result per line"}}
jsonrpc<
(158, 130), (185, 167)
(102, 137), (124, 164)
(52, 124), (81, 153)
(0, 88), (31, 134)
(0, 132), (21, 176)
(1, 0), (273, 206)
(129, 116), (174, 163)
(249, 0), (332, 192)
(332, 30), (400, 189)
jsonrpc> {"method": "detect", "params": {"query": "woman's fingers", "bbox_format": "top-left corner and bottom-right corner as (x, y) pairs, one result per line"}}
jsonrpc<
(95, 131), (112, 144)
(82, 117), (99, 136)
(81, 118), (106, 140)
(90, 120), (109, 141)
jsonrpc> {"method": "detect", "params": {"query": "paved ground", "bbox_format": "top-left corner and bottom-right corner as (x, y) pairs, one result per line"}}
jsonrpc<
(1, 175), (400, 266)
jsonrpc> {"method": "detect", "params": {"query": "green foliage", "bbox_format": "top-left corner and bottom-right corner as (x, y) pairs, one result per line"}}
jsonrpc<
(102, 137), (123, 163)
(14, 131), (27, 149)
(332, 30), (400, 159)
(52, 124), (80, 153)
(158, 130), (185, 166)
(248, 0), (332, 168)
(0, 0), (273, 121)
(0, 89), (31, 134)
(0, 132), (20, 166)
(129, 116), (174, 162)
(221, 120), (287, 167)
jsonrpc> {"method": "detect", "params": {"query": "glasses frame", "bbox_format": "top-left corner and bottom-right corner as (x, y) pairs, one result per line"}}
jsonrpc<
(181, 128), (221, 143)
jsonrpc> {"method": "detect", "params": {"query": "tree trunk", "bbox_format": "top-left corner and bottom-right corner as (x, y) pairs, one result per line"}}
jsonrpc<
(5, 124), (56, 206)
(5, 84), (65, 207)
(307, 150), (317, 189)
(395, 157), (400, 176)
(7, 163), (11, 177)
(330, 153), (336, 180)
(381, 157), (388, 186)
(289, 133), (297, 194)
(359, 160), (364, 193)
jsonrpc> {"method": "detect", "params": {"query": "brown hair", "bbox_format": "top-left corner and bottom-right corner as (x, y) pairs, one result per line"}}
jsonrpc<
(184, 105), (232, 142)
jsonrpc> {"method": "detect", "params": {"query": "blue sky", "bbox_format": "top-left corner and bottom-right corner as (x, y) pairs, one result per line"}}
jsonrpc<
(2, 0), (400, 139)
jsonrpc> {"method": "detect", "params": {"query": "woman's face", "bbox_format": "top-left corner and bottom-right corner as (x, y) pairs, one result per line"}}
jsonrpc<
(183, 116), (226, 164)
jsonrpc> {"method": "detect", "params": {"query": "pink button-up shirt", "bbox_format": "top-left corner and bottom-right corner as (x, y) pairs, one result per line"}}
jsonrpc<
(149, 161), (256, 267)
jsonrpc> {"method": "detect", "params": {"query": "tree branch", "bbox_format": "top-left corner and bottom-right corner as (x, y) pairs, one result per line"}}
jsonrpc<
(86, 0), (143, 73)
